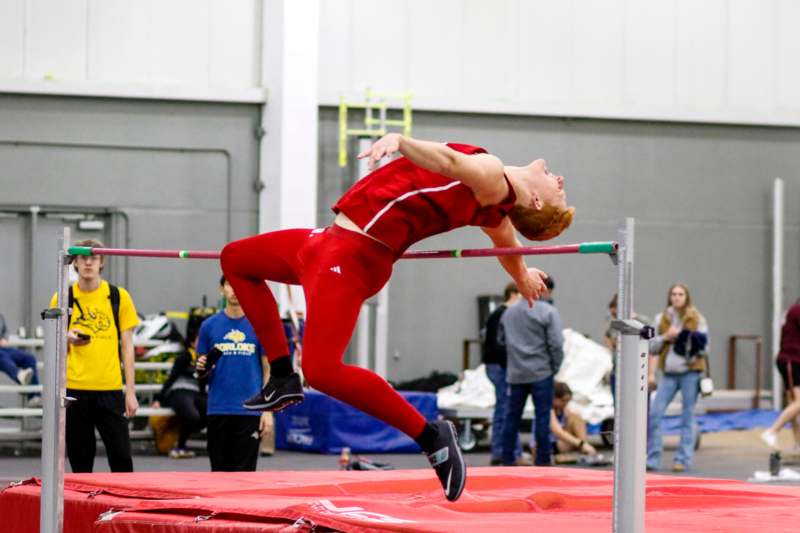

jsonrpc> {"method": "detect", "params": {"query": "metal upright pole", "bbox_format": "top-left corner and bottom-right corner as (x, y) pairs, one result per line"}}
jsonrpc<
(40, 226), (70, 533)
(772, 178), (784, 411)
(612, 218), (649, 533)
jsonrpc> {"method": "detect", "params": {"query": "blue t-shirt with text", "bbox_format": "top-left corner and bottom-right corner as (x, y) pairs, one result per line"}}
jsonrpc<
(196, 312), (263, 416)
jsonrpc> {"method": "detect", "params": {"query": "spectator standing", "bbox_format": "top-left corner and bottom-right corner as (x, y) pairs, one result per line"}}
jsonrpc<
(647, 283), (708, 472)
(0, 313), (42, 405)
(481, 283), (525, 465)
(195, 276), (271, 471)
(500, 276), (563, 466)
(761, 299), (800, 450)
(50, 239), (139, 473)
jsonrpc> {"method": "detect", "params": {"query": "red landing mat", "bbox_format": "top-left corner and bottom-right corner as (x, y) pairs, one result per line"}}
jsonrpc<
(3, 467), (800, 532)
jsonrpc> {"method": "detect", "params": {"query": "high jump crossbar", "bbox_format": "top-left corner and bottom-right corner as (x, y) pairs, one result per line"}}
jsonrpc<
(66, 241), (617, 260)
(44, 225), (646, 533)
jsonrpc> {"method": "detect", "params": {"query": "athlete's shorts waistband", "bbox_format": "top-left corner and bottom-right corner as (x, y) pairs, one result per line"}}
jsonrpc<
(324, 224), (397, 259)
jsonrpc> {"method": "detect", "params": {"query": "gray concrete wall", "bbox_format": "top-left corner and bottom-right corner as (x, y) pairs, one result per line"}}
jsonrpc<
(319, 108), (800, 388)
(2, 96), (797, 392)
(0, 94), (261, 333)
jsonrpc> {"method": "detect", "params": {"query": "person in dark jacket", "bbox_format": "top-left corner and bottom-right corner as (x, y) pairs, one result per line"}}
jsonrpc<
(482, 282), (525, 465)
(153, 308), (213, 458)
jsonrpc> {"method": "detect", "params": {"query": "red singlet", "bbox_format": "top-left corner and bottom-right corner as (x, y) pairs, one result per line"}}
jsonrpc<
(333, 143), (516, 256)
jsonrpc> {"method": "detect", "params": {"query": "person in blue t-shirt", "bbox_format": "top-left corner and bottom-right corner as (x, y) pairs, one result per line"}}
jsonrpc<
(195, 275), (270, 471)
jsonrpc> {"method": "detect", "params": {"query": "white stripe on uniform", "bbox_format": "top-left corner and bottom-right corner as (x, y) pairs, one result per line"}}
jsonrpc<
(362, 180), (462, 232)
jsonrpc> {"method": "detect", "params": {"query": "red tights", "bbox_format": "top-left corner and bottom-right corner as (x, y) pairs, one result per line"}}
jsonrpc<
(220, 225), (427, 439)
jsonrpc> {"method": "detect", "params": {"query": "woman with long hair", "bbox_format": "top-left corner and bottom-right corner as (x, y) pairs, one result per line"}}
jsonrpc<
(646, 283), (709, 472)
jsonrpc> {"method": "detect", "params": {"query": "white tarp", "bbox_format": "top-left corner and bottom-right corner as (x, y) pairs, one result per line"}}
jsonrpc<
(437, 328), (615, 425)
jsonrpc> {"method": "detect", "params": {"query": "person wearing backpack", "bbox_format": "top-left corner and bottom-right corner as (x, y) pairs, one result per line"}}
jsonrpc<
(49, 238), (140, 473)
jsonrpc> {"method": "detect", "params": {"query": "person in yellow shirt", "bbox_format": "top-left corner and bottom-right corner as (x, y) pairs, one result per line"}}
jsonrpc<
(50, 239), (139, 472)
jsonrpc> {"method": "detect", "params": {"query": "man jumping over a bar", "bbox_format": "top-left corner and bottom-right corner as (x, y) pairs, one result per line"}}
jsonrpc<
(220, 134), (574, 501)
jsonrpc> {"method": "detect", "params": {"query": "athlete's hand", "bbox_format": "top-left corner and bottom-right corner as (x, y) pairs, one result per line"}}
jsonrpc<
(196, 355), (207, 372)
(517, 268), (549, 306)
(357, 133), (402, 171)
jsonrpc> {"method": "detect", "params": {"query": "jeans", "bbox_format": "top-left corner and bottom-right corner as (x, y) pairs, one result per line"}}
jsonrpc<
(0, 347), (40, 399)
(485, 363), (521, 461)
(647, 371), (701, 469)
(503, 374), (554, 466)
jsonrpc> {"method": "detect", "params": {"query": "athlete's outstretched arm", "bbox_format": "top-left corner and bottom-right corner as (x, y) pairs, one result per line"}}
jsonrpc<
(358, 133), (507, 203)
(481, 218), (548, 304)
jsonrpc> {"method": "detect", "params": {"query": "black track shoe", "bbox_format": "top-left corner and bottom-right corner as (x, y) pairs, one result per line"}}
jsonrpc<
(426, 420), (467, 501)
(242, 372), (304, 412)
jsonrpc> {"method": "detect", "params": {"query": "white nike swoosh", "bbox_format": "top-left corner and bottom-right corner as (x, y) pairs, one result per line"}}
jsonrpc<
(446, 467), (452, 495)
(263, 390), (276, 402)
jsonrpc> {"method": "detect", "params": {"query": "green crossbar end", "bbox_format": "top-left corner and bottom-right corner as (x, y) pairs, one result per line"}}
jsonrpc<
(578, 242), (616, 254)
(179, 250), (189, 258)
(67, 246), (93, 256)
(452, 250), (462, 258)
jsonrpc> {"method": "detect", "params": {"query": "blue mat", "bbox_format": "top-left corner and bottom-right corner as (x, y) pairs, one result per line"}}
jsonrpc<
(584, 409), (780, 437)
(274, 390), (438, 454)
(662, 408), (779, 435)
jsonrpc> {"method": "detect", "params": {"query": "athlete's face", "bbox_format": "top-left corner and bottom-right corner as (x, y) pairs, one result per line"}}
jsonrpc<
(221, 281), (240, 307)
(527, 159), (566, 210)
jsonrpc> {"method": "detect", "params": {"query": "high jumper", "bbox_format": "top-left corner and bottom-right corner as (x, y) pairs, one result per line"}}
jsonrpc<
(220, 133), (575, 501)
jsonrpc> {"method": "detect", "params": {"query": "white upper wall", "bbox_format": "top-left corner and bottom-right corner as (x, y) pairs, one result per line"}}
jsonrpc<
(319, 0), (800, 127)
(0, 0), (264, 101)
(1, 0), (799, 125)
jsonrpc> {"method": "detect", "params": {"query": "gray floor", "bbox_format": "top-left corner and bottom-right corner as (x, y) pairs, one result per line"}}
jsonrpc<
(1, 429), (798, 487)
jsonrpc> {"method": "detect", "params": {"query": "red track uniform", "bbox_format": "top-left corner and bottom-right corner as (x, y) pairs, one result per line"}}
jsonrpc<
(221, 143), (516, 438)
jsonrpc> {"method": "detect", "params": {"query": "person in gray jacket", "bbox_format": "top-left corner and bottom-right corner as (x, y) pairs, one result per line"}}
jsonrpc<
(500, 276), (563, 466)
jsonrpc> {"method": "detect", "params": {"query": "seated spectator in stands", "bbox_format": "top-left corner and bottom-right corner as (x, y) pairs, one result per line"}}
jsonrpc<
(482, 282), (526, 466)
(761, 298), (800, 450)
(550, 381), (596, 456)
(50, 239), (139, 473)
(647, 283), (708, 473)
(500, 275), (562, 466)
(153, 308), (213, 459)
(0, 313), (42, 406)
(195, 275), (271, 471)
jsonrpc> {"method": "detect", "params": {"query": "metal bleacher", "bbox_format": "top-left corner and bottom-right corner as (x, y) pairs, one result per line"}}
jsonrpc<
(0, 339), (177, 444)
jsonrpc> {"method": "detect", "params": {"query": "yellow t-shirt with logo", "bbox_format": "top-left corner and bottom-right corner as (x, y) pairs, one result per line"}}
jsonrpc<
(50, 281), (139, 390)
